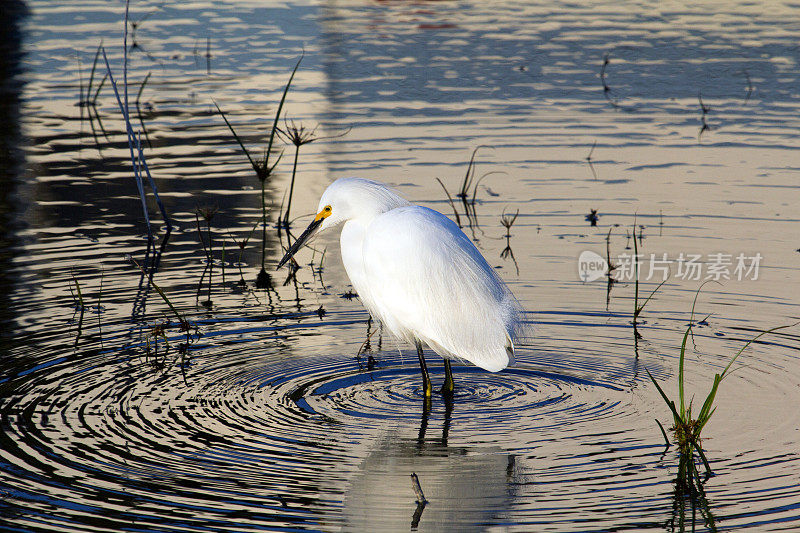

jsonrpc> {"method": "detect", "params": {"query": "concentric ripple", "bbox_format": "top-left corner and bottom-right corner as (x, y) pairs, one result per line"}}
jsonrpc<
(0, 314), (637, 532)
(2, 307), (800, 532)
(293, 358), (630, 435)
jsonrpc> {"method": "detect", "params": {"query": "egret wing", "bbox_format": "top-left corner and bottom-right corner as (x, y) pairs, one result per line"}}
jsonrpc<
(362, 206), (519, 371)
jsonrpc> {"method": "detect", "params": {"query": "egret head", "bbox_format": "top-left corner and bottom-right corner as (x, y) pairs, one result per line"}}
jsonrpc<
(277, 178), (410, 269)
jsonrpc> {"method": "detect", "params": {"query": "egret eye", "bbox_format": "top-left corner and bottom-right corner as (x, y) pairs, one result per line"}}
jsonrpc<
(324, 205), (332, 213)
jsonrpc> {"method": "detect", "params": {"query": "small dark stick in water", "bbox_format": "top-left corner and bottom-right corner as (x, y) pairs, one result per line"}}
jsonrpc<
(600, 53), (610, 94)
(410, 472), (428, 530)
(410, 472), (428, 504)
(600, 53), (619, 108)
(586, 140), (598, 180)
(500, 209), (520, 276)
(698, 92), (712, 141)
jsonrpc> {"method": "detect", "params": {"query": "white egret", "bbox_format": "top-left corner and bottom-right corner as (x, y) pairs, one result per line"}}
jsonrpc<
(278, 178), (524, 397)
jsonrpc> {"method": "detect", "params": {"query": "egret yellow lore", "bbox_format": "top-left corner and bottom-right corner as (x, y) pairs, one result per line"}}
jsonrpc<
(277, 178), (524, 398)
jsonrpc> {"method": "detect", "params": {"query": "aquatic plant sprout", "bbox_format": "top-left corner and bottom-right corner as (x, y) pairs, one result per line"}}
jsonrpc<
(647, 286), (799, 475)
(213, 54), (303, 277)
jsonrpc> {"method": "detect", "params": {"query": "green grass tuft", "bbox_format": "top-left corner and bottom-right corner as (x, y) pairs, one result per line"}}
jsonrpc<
(648, 287), (798, 478)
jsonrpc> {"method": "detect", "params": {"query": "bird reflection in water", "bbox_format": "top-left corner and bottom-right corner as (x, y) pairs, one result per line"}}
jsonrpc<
(343, 397), (520, 532)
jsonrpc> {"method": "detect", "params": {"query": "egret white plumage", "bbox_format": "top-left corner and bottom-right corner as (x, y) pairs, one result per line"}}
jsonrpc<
(277, 178), (524, 398)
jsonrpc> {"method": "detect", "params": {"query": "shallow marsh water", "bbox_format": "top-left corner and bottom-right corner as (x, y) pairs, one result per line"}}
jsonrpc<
(2, 1), (800, 531)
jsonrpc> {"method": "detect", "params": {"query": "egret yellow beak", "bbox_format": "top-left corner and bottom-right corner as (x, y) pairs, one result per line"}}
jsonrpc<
(276, 209), (330, 269)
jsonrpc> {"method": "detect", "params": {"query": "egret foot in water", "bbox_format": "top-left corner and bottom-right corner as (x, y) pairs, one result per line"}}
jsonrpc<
(441, 358), (455, 396)
(416, 341), (433, 398)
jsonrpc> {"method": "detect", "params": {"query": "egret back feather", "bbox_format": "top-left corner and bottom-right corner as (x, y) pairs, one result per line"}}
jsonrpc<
(362, 205), (522, 372)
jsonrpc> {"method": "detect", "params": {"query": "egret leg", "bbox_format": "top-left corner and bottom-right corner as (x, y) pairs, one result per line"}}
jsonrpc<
(415, 341), (432, 398)
(441, 358), (454, 396)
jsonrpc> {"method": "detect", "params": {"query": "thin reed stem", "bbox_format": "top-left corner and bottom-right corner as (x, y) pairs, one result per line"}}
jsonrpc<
(283, 145), (301, 227)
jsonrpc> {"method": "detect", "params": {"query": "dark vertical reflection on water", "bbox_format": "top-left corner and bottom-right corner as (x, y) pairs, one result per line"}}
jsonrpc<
(0, 0), (28, 373)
